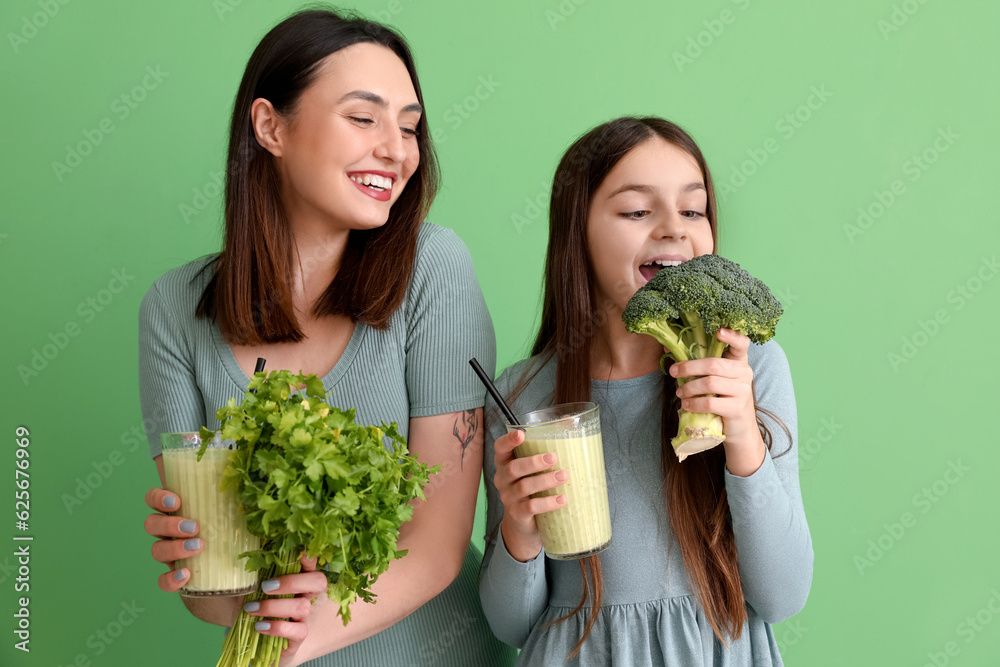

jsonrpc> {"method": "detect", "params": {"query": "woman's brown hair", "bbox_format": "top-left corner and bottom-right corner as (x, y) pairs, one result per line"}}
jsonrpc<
(195, 6), (439, 342)
(495, 116), (791, 659)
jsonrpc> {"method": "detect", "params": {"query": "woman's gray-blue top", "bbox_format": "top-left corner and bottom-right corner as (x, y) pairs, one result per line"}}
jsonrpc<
(480, 340), (813, 666)
(138, 222), (517, 666)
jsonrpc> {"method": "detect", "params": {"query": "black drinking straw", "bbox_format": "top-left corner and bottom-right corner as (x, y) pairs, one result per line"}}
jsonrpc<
(250, 357), (266, 394)
(469, 358), (520, 426)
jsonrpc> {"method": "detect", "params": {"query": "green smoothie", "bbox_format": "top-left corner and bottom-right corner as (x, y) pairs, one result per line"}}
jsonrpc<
(162, 443), (260, 596)
(516, 432), (612, 559)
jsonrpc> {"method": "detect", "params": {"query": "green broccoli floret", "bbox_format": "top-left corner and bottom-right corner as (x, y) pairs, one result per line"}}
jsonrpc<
(622, 254), (783, 462)
(620, 291), (686, 371)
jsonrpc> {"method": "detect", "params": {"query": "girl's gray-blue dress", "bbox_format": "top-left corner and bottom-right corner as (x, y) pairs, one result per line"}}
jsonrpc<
(138, 222), (517, 666)
(480, 342), (813, 666)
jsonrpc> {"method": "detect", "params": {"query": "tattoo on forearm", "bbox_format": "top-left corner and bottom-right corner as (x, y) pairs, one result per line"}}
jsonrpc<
(453, 410), (477, 470)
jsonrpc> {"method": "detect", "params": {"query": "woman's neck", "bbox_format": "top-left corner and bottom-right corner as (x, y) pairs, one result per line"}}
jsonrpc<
(288, 220), (350, 315)
(588, 307), (664, 381)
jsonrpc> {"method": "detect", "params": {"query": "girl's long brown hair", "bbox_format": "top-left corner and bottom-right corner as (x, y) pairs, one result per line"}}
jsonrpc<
(195, 7), (439, 342)
(495, 117), (791, 659)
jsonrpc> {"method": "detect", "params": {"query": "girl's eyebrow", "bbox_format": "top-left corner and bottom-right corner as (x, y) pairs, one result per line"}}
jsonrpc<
(336, 89), (422, 113)
(608, 181), (705, 198)
(608, 183), (655, 198)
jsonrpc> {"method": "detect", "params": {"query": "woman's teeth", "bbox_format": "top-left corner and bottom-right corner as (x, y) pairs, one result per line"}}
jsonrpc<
(649, 259), (683, 267)
(350, 174), (392, 191)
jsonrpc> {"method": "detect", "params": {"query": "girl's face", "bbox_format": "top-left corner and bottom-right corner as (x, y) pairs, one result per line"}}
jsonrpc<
(261, 42), (423, 232)
(586, 137), (715, 314)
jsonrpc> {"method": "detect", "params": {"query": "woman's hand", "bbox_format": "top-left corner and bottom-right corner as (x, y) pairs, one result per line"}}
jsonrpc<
(242, 553), (329, 667)
(144, 487), (205, 591)
(493, 429), (568, 562)
(669, 327), (766, 476)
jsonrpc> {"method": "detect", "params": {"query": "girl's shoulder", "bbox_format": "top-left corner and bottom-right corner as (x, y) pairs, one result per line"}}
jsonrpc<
(747, 338), (796, 418)
(496, 354), (553, 387)
(747, 338), (792, 381)
(493, 354), (557, 412)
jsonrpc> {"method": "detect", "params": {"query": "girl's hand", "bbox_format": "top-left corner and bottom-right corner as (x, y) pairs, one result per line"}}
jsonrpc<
(669, 328), (766, 474)
(243, 553), (328, 667)
(493, 429), (568, 562)
(144, 487), (205, 591)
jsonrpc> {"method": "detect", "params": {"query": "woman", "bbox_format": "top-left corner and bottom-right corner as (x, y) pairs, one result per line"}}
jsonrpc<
(479, 116), (813, 665)
(139, 9), (516, 666)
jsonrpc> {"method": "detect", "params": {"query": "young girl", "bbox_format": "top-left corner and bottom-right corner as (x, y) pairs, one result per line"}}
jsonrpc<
(139, 9), (516, 666)
(479, 117), (813, 665)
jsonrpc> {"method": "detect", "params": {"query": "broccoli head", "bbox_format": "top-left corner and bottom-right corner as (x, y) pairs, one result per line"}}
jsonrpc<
(621, 253), (783, 461)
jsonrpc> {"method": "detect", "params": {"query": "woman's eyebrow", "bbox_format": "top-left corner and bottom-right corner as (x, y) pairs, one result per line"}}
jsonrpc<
(337, 89), (422, 113)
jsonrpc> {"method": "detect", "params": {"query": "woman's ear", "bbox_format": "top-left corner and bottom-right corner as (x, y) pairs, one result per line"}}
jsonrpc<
(250, 98), (285, 157)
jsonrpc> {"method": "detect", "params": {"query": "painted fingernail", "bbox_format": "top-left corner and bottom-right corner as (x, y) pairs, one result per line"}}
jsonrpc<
(179, 520), (196, 534)
(261, 579), (280, 592)
(255, 621), (271, 632)
(173, 569), (186, 581)
(554, 470), (567, 482)
(163, 495), (177, 509)
(244, 601), (260, 612)
(183, 539), (201, 551)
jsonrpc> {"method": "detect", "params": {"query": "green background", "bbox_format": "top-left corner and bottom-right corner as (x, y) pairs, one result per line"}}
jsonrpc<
(2, 0), (998, 665)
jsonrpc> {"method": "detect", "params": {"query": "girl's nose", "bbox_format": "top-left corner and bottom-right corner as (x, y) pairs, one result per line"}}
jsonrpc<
(655, 212), (688, 239)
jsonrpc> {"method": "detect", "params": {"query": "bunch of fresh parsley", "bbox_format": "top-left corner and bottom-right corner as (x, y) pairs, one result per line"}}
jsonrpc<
(197, 370), (439, 667)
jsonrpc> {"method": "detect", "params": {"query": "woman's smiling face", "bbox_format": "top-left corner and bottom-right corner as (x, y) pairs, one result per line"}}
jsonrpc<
(254, 42), (423, 232)
(586, 137), (715, 314)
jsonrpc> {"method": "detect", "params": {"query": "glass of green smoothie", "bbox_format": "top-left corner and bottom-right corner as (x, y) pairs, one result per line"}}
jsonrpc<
(505, 402), (612, 560)
(161, 432), (260, 597)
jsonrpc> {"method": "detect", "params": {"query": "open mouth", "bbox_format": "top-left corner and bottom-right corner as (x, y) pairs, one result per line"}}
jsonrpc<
(347, 172), (395, 202)
(639, 258), (684, 282)
(348, 173), (393, 192)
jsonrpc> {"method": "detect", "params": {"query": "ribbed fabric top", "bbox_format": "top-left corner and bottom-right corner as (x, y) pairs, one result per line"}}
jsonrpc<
(138, 222), (496, 458)
(479, 340), (814, 666)
(138, 222), (516, 666)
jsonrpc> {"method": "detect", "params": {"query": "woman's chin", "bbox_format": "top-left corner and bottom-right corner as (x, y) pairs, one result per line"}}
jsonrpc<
(325, 207), (391, 232)
(349, 214), (391, 231)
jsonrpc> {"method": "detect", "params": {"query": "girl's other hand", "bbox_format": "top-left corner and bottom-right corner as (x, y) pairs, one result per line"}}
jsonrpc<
(144, 487), (204, 592)
(493, 429), (568, 562)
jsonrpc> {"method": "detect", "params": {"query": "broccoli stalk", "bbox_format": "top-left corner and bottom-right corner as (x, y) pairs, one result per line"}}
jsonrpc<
(622, 254), (783, 462)
(674, 409), (725, 457)
(624, 313), (728, 460)
(643, 320), (690, 366)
